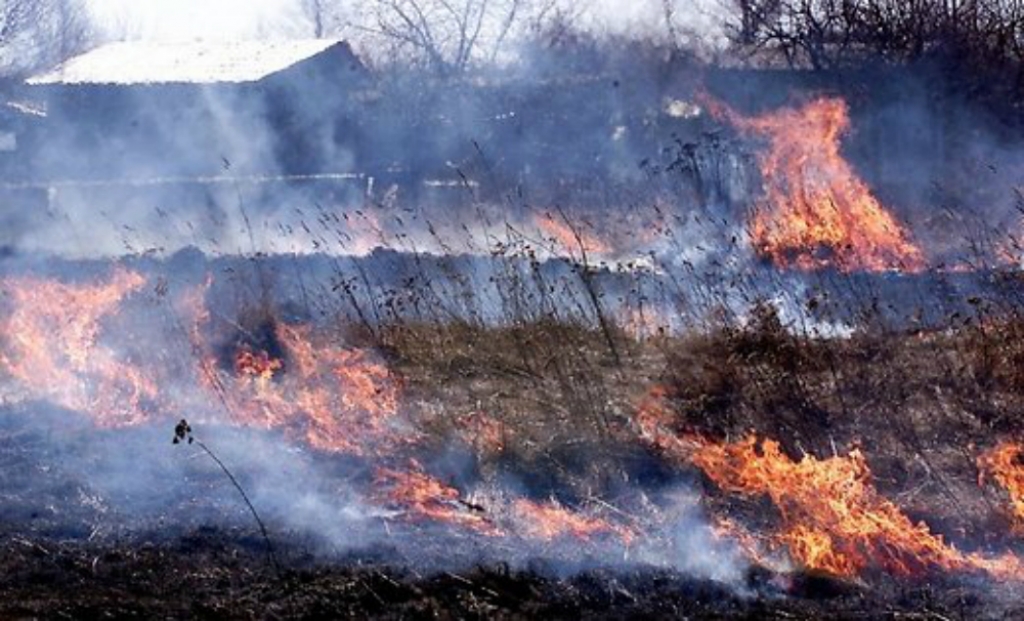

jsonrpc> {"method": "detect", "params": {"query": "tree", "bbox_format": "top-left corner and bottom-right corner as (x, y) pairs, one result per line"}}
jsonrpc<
(303, 0), (333, 38)
(0, 0), (92, 75)
(361, 0), (528, 75)
(724, 0), (1024, 71)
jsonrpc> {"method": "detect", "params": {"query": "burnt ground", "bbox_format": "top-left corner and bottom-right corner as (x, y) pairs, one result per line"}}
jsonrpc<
(0, 528), (1016, 620)
(7, 300), (1024, 617)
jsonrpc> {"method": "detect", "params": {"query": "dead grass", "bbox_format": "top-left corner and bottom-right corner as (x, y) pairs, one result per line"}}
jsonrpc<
(368, 303), (1024, 543)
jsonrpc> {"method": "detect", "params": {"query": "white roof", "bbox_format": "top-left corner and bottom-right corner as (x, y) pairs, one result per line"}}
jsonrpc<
(27, 39), (347, 86)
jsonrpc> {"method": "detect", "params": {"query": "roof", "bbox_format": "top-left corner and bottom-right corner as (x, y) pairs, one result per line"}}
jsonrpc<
(27, 39), (351, 86)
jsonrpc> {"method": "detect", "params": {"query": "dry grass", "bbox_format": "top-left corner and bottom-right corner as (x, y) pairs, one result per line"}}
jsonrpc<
(363, 302), (1024, 543)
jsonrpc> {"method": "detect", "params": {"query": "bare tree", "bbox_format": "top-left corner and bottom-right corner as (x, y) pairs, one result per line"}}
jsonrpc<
(724, 0), (1024, 70)
(303, 0), (328, 37)
(0, 0), (92, 75)
(361, 0), (527, 75)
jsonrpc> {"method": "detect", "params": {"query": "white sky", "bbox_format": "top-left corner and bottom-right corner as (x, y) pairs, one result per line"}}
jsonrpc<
(87, 0), (311, 41)
(86, 0), (726, 45)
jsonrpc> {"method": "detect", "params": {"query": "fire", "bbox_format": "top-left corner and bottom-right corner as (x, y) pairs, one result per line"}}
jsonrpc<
(535, 213), (610, 257)
(978, 442), (1024, 525)
(375, 461), (501, 535)
(0, 267), (403, 455)
(632, 386), (1022, 580)
(713, 97), (924, 272)
(206, 323), (402, 455)
(711, 516), (784, 571)
(0, 268), (157, 426)
(234, 347), (283, 383)
(373, 464), (633, 543)
(512, 498), (634, 544)
(689, 436), (1024, 578)
(633, 384), (697, 458)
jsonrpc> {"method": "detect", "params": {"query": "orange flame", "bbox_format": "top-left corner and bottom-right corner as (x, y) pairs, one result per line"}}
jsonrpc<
(375, 461), (502, 535)
(711, 516), (785, 571)
(206, 323), (402, 455)
(978, 442), (1024, 526)
(714, 97), (924, 272)
(512, 498), (634, 544)
(0, 268), (157, 426)
(698, 437), (1024, 579)
(234, 348), (283, 383)
(632, 386), (1022, 580)
(535, 213), (610, 256)
(0, 268), (403, 455)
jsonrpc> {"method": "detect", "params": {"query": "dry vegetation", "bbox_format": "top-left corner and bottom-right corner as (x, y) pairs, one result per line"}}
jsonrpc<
(7, 296), (1024, 617)
(365, 296), (1024, 551)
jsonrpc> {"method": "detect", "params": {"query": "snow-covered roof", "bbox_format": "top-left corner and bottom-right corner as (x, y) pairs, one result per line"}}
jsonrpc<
(27, 39), (351, 86)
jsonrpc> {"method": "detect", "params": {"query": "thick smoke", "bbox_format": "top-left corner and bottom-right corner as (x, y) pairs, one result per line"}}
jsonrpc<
(5, 3), (1024, 592)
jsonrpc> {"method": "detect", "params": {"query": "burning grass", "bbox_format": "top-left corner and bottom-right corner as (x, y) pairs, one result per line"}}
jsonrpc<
(6, 261), (1024, 615)
(706, 96), (925, 272)
(7, 85), (1024, 612)
(8, 41), (1024, 616)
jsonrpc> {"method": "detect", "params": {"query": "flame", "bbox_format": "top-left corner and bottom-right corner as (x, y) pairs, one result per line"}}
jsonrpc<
(713, 97), (924, 272)
(711, 516), (782, 570)
(978, 442), (1024, 526)
(375, 461), (502, 535)
(512, 498), (634, 544)
(234, 347), (283, 383)
(0, 268), (403, 455)
(632, 386), (1022, 580)
(689, 436), (1024, 578)
(0, 268), (157, 426)
(535, 213), (610, 256)
(206, 323), (402, 455)
(633, 384), (696, 457)
(373, 464), (632, 543)
(176, 274), (213, 347)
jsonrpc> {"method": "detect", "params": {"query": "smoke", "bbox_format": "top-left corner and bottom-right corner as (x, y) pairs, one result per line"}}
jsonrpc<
(7, 1), (1024, 594)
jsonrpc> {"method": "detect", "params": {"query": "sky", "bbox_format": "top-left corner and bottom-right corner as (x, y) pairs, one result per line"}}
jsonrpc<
(87, 0), (312, 41)
(85, 0), (726, 46)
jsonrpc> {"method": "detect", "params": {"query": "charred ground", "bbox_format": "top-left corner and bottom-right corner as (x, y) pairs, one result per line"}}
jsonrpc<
(7, 18), (1024, 617)
(4, 271), (1024, 617)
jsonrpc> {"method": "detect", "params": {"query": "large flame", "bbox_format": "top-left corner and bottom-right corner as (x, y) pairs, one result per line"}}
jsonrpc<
(633, 387), (1022, 580)
(0, 269), (637, 549)
(197, 322), (403, 455)
(692, 436), (994, 578)
(713, 97), (924, 272)
(15, 269), (1024, 580)
(0, 268), (156, 426)
(0, 269), (401, 455)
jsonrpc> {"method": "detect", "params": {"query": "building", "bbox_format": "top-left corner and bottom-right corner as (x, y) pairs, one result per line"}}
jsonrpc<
(20, 39), (369, 181)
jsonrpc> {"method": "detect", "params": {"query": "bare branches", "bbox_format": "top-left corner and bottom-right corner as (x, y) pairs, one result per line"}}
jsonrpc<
(724, 0), (1024, 70)
(0, 0), (93, 75)
(304, 0), (326, 37)
(361, 0), (526, 75)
